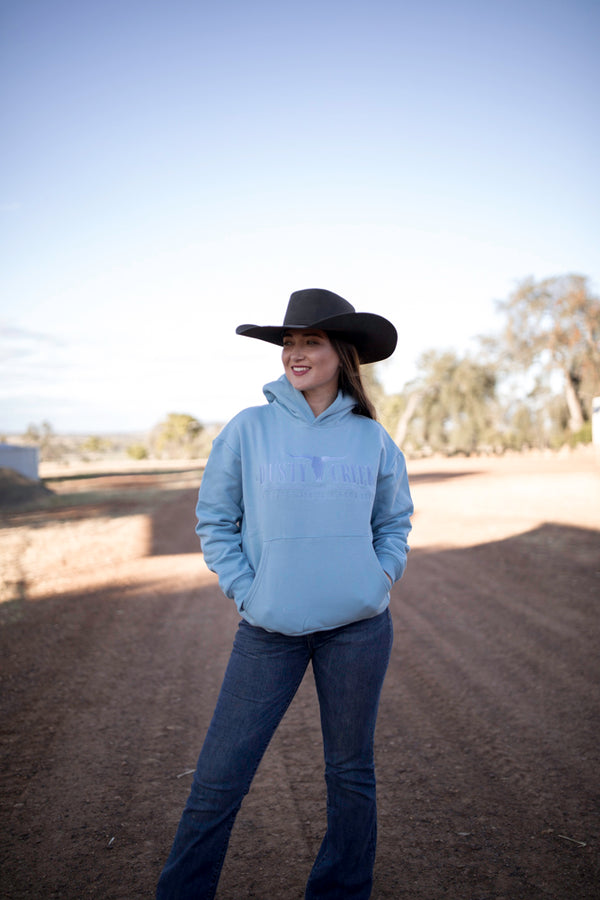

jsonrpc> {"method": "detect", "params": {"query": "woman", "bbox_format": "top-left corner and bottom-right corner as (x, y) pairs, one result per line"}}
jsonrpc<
(156, 288), (413, 900)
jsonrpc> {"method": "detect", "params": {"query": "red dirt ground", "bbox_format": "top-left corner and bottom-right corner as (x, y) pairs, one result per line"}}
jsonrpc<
(1, 451), (599, 899)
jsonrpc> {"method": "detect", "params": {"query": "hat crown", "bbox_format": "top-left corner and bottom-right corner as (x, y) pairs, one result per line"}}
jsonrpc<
(283, 289), (355, 327)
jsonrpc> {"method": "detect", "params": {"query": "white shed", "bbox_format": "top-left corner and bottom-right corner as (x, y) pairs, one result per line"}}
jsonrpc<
(0, 444), (39, 481)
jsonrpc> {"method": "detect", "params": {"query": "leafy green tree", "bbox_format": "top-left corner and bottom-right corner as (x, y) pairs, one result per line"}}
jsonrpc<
(495, 274), (600, 431)
(397, 350), (499, 455)
(501, 393), (567, 451)
(506, 403), (538, 450)
(127, 443), (149, 460)
(81, 435), (110, 455)
(151, 413), (205, 459)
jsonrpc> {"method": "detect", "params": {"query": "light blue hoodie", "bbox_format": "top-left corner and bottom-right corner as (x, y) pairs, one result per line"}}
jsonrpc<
(196, 375), (413, 636)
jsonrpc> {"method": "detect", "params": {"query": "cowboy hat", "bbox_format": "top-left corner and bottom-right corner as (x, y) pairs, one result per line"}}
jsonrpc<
(236, 288), (397, 364)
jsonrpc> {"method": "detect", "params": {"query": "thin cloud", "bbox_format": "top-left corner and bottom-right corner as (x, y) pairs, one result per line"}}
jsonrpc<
(0, 324), (63, 344)
(0, 325), (64, 364)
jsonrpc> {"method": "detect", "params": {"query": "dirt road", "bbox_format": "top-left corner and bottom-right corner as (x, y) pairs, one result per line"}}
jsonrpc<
(1, 452), (599, 899)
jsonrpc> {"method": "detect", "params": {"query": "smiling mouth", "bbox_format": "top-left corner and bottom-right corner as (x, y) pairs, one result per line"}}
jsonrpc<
(291, 366), (310, 375)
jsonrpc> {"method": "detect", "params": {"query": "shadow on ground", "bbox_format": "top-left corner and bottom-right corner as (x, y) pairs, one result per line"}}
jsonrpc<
(1, 520), (599, 899)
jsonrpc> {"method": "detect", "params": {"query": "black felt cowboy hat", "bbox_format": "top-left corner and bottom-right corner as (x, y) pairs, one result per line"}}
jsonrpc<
(236, 288), (397, 364)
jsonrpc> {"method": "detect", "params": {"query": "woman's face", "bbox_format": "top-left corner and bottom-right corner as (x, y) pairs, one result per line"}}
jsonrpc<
(281, 329), (341, 402)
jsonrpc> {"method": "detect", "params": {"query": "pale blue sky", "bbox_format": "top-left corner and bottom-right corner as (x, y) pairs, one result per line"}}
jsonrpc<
(1, 0), (598, 433)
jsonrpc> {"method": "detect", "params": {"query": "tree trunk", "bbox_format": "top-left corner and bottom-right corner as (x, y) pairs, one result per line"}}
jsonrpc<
(394, 390), (423, 446)
(564, 371), (585, 431)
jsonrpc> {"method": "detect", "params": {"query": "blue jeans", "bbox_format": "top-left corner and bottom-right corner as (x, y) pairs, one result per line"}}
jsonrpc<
(156, 609), (393, 900)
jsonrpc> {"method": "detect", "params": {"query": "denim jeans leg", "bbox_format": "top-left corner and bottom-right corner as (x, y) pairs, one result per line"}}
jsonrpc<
(305, 609), (393, 900)
(156, 621), (311, 900)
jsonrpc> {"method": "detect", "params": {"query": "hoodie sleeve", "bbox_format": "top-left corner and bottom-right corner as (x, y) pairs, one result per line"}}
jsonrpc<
(371, 435), (414, 584)
(195, 431), (254, 608)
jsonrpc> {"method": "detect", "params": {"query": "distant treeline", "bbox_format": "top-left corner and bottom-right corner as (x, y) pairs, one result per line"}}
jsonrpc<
(375, 272), (599, 455)
(6, 274), (599, 460)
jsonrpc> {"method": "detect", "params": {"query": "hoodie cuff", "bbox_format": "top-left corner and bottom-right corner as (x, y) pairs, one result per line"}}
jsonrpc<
(229, 571), (255, 609)
(377, 553), (405, 585)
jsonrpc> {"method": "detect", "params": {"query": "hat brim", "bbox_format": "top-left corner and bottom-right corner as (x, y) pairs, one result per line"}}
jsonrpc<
(236, 312), (397, 364)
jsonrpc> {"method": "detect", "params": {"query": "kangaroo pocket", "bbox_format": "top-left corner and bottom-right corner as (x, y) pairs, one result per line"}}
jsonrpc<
(241, 535), (390, 635)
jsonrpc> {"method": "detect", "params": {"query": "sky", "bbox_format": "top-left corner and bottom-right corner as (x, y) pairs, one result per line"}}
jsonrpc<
(1, 0), (599, 434)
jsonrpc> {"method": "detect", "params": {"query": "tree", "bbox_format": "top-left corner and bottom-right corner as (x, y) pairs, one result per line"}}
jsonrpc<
(151, 413), (205, 459)
(495, 274), (600, 431)
(21, 421), (65, 462)
(80, 435), (111, 455)
(127, 443), (149, 460)
(393, 350), (499, 455)
(23, 421), (53, 448)
(361, 363), (386, 413)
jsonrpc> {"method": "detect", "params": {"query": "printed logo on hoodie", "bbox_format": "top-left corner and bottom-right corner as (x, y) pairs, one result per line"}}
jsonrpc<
(259, 454), (375, 487)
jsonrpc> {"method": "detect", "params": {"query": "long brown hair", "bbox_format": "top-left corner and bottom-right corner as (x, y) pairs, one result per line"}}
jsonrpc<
(329, 334), (377, 420)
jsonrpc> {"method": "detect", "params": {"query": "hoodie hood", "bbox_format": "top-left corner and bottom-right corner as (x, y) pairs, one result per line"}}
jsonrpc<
(263, 374), (356, 425)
